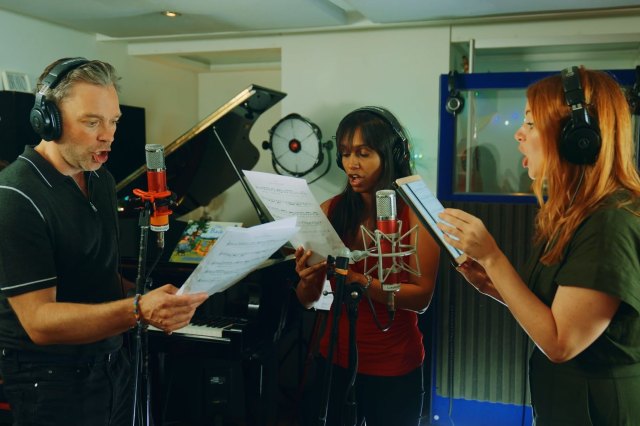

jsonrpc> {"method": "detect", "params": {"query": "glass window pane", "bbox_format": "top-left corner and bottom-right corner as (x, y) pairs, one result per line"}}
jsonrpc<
(453, 88), (533, 196)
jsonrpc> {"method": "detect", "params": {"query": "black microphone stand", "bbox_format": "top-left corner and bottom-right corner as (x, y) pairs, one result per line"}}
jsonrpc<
(344, 280), (364, 426)
(132, 201), (152, 426)
(129, 180), (175, 426)
(317, 253), (363, 426)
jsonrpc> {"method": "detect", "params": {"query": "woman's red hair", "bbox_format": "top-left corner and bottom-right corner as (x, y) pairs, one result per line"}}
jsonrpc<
(527, 67), (640, 264)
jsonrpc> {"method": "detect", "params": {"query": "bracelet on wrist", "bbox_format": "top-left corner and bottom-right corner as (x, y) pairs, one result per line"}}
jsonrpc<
(363, 274), (373, 290)
(133, 293), (142, 323)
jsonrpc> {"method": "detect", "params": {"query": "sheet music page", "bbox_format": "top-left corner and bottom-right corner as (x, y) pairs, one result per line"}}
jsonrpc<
(178, 216), (299, 296)
(243, 170), (346, 264)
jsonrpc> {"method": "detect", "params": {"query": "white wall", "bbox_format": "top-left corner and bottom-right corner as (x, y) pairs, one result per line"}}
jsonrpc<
(451, 15), (640, 52)
(452, 15), (640, 73)
(0, 9), (199, 153)
(0, 10), (95, 83)
(184, 69), (282, 225)
(279, 27), (450, 204)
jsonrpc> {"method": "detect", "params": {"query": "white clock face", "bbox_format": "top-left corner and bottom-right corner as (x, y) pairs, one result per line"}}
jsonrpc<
(270, 115), (321, 175)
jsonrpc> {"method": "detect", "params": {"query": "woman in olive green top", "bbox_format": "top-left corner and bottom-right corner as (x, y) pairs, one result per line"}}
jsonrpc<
(439, 66), (640, 425)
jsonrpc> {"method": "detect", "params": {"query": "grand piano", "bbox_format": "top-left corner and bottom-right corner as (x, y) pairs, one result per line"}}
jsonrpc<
(116, 85), (299, 425)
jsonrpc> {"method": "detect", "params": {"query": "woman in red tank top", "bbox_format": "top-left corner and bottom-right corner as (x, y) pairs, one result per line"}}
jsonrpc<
(295, 107), (440, 426)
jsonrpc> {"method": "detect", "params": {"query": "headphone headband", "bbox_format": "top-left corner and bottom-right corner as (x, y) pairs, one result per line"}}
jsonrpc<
(561, 66), (585, 106)
(558, 66), (601, 165)
(38, 57), (90, 93)
(350, 106), (407, 143)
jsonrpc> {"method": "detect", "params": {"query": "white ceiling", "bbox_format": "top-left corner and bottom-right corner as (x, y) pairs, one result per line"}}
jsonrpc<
(1, 0), (639, 69)
(1, 0), (639, 39)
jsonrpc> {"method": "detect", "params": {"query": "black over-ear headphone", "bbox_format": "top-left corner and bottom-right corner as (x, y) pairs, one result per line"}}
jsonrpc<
(30, 57), (89, 141)
(336, 106), (410, 171)
(445, 71), (464, 115)
(559, 66), (601, 165)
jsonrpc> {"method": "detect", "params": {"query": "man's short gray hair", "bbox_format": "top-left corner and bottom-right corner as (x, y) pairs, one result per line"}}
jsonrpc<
(36, 58), (120, 106)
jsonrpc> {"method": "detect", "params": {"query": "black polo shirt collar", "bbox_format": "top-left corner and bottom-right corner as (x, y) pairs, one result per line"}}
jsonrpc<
(18, 145), (100, 189)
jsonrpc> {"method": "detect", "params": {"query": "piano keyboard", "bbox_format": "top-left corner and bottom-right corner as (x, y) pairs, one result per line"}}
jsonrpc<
(148, 317), (248, 341)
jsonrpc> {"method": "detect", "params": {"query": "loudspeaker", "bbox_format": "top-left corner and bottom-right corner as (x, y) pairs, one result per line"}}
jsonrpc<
(445, 71), (464, 115)
(336, 106), (409, 171)
(29, 57), (89, 141)
(559, 66), (601, 165)
(0, 91), (40, 164)
(0, 90), (145, 182)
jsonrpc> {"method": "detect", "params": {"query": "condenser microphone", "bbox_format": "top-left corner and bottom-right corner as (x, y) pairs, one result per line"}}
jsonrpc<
(376, 189), (400, 315)
(144, 144), (172, 248)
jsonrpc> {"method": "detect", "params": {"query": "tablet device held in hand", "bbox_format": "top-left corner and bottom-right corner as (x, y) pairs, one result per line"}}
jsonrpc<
(394, 174), (467, 266)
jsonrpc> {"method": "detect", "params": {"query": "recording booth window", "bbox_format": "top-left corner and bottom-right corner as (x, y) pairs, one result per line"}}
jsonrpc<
(437, 69), (639, 204)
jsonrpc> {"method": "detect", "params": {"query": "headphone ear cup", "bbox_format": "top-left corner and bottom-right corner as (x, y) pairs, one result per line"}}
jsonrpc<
(44, 101), (62, 141)
(29, 103), (48, 140)
(392, 137), (409, 170)
(559, 119), (601, 165)
(446, 91), (464, 115)
(30, 100), (62, 141)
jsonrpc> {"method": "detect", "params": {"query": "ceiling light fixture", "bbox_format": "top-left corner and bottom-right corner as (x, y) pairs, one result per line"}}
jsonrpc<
(161, 11), (181, 18)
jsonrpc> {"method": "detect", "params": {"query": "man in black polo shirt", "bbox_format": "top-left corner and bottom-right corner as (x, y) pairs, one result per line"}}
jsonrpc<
(0, 58), (208, 425)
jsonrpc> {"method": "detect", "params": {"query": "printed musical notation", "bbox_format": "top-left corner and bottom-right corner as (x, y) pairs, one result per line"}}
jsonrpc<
(243, 170), (346, 264)
(178, 216), (299, 296)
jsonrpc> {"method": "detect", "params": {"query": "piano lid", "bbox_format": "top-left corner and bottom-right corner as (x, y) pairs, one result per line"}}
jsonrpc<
(116, 84), (286, 216)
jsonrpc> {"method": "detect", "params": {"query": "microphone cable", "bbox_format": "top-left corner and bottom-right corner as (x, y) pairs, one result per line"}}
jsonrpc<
(361, 287), (393, 332)
(144, 245), (164, 288)
(567, 167), (585, 211)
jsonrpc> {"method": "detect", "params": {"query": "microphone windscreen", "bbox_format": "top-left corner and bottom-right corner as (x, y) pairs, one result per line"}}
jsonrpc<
(375, 189), (397, 220)
(145, 144), (165, 170)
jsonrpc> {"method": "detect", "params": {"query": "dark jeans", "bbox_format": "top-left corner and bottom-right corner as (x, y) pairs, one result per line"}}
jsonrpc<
(0, 348), (132, 426)
(302, 357), (425, 426)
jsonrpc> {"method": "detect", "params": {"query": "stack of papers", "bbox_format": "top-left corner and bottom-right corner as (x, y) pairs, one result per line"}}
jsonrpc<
(178, 216), (299, 295)
(243, 170), (346, 264)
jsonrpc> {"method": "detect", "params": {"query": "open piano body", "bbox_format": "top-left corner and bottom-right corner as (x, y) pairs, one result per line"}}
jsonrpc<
(116, 85), (298, 424)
